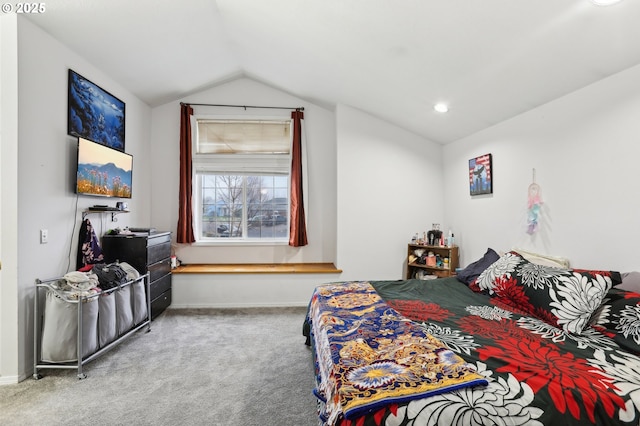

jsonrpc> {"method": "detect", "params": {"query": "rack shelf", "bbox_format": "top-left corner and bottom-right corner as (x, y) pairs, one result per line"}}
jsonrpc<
(33, 273), (150, 379)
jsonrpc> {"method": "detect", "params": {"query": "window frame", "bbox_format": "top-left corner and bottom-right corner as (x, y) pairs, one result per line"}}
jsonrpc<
(191, 115), (292, 245)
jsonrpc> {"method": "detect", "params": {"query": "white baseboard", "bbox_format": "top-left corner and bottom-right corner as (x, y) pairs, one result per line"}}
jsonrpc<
(168, 302), (309, 309)
(0, 373), (24, 385)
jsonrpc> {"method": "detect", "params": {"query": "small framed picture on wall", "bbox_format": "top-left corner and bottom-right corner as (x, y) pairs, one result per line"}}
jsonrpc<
(469, 153), (493, 196)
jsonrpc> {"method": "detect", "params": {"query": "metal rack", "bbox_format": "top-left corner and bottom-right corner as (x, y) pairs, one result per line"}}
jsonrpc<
(33, 273), (150, 379)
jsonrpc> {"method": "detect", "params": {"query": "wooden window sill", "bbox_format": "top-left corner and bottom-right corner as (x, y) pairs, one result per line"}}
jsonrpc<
(172, 263), (342, 274)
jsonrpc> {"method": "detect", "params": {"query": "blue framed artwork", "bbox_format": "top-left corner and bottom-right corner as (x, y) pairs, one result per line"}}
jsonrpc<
(469, 153), (493, 196)
(68, 69), (126, 151)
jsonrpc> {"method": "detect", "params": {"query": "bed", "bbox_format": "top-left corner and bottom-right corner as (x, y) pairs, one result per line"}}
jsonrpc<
(304, 250), (640, 425)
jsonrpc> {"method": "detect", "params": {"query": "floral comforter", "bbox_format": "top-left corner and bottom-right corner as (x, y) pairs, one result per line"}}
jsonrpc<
(305, 277), (640, 426)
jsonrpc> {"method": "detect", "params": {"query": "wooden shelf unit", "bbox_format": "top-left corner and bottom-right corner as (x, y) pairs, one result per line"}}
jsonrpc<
(406, 243), (459, 279)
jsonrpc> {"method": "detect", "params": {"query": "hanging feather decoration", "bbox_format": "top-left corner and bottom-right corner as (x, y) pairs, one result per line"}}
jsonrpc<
(527, 169), (542, 234)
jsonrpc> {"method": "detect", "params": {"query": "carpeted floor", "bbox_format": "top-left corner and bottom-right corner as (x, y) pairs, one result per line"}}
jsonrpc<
(0, 307), (318, 426)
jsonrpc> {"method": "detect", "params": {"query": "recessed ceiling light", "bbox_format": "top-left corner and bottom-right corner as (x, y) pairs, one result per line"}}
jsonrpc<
(434, 103), (449, 113)
(591, 0), (622, 5)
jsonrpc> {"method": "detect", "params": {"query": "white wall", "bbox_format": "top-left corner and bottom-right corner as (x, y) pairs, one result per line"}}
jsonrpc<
(151, 78), (340, 307)
(444, 63), (640, 271)
(4, 17), (152, 382)
(336, 105), (444, 281)
(150, 78), (337, 263)
(0, 13), (20, 384)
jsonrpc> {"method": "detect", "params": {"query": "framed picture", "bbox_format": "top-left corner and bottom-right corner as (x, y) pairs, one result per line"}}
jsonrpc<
(68, 69), (126, 151)
(469, 153), (493, 196)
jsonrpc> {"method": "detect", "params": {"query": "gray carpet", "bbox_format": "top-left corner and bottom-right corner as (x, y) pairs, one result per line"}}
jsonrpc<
(0, 307), (319, 426)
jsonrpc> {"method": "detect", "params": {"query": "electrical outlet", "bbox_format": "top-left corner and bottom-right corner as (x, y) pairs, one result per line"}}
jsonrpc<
(40, 229), (48, 244)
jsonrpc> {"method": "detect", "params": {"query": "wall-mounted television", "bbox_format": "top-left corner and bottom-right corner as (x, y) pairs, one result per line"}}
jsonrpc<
(76, 137), (132, 198)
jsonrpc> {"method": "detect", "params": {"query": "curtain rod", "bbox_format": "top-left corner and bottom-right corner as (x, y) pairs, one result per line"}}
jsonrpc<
(181, 102), (303, 111)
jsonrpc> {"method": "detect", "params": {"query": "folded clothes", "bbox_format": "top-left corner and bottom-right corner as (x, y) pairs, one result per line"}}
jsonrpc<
(54, 271), (100, 299)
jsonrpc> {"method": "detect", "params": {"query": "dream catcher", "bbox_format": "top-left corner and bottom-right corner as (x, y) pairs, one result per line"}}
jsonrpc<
(527, 169), (542, 234)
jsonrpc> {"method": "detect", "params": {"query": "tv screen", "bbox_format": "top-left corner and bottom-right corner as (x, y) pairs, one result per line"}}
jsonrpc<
(76, 137), (133, 198)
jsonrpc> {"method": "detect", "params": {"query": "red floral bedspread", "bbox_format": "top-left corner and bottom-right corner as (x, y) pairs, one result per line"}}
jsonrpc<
(305, 278), (640, 426)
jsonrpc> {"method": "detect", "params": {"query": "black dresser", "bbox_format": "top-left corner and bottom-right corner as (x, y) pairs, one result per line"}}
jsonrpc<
(102, 231), (172, 319)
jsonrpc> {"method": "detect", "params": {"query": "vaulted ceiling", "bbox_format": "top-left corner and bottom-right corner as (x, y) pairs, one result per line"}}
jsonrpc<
(25, 0), (640, 144)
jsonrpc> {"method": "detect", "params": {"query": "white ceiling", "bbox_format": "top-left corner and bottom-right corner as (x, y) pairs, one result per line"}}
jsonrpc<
(25, 0), (640, 144)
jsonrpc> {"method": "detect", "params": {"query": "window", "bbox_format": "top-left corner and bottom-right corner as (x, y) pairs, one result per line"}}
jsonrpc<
(192, 119), (291, 242)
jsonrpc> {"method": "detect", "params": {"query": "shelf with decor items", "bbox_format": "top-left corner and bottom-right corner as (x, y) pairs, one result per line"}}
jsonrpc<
(82, 209), (129, 222)
(406, 244), (459, 279)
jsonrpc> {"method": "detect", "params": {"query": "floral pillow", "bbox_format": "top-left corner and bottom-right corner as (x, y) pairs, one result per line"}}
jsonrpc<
(474, 251), (525, 295)
(591, 288), (640, 354)
(476, 251), (619, 335)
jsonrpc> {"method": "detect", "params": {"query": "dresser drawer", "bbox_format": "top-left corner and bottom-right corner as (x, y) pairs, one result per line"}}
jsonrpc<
(149, 258), (171, 282)
(147, 232), (171, 247)
(151, 289), (171, 320)
(150, 273), (172, 301)
(147, 242), (171, 265)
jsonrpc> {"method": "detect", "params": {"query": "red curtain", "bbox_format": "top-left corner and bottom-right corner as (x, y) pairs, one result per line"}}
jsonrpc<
(289, 110), (308, 247)
(176, 104), (195, 243)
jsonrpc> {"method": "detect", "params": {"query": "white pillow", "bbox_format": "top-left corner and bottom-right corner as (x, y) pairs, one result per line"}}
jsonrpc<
(511, 248), (570, 269)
